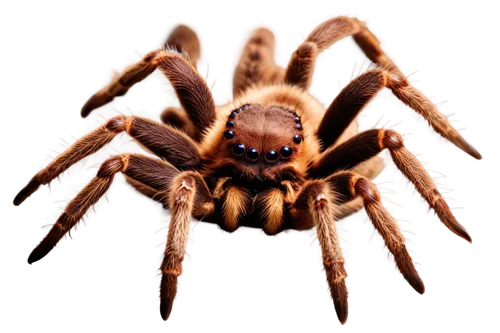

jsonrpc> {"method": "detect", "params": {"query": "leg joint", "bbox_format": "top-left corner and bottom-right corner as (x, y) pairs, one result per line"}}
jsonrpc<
(104, 115), (127, 133)
(353, 177), (381, 204)
(97, 154), (129, 178)
(382, 129), (404, 150)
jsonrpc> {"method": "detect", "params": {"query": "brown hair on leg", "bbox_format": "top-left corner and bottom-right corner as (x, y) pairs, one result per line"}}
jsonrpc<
(316, 70), (385, 150)
(386, 74), (481, 159)
(291, 181), (348, 324)
(284, 41), (318, 90)
(26, 157), (119, 264)
(383, 130), (472, 242)
(327, 172), (425, 295)
(14, 117), (124, 205)
(160, 106), (197, 139)
(233, 28), (284, 97)
(159, 172), (198, 320)
(164, 25), (200, 68)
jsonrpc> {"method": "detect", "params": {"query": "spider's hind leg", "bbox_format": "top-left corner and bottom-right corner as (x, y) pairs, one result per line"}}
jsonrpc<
(164, 24), (201, 68)
(233, 28), (285, 98)
(284, 16), (401, 90)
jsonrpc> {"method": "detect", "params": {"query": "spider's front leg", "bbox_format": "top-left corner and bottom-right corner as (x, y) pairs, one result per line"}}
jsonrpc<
(290, 181), (348, 324)
(13, 115), (199, 205)
(23, 154), (214, 272)
(328, 172), (425, 294)
(309, 128), (471, 242)
(291, 174), (424, 324)
(159, 171), (213, 320)
(81, 48), (215, 141)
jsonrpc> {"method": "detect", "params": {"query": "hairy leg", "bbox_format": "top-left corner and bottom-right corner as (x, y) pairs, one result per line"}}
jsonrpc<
(159, 171), (214, 320)
(159, 25), (200, 138)
(315, 68), (481, 158)
(309, 128), (471, 242)
(164, 25), (200, 68)
(13, 115), (200, 205)
(81, 50), (215, 142)
(290, 181), (348, 324)
(284, 16), (401, 90)
(327, 171), (425, 295)
(25, 154), (181, 264)
(160, 106), (197, 139)
(81, 21), (207, 122)
(233, 28), (285, 97)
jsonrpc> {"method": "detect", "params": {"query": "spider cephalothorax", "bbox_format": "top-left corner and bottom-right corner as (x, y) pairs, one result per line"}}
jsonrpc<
(14, 19), (480, 325)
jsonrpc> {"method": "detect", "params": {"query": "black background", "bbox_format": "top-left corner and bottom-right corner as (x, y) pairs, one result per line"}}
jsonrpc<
(12, 2), (493, 330)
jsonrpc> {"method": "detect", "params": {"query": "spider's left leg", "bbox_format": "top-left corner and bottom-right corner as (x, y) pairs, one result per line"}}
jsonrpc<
(27, 153), (213, 264)
(82, 21), (207, 126)
(82, 51), (215, 142)
(308, 128), (471, 242)
(159, 25), (199, 138)
(13, 115), (200, 205)
(159, 171), (214, 320)
(290, 181), (348, 324)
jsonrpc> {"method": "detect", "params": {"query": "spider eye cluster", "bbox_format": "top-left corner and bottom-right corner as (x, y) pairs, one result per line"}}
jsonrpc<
(229, 103), (250, 119)
(223, 104), (303, 163)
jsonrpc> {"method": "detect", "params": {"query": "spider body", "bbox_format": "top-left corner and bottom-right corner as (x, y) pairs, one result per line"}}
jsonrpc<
(14, 18), (480, 325)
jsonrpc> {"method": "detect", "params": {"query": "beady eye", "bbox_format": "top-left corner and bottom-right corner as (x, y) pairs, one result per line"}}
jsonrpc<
(232, 143), (245, 156)
(223, 130), (234, 139)
(264, 150), (279, 163)
(245, 148), (259, 162)
(280, 146), (293, 159)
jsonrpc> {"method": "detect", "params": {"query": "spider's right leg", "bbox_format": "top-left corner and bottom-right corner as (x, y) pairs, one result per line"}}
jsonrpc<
(314, 68), (481, 158)
(81, 50), (215, 141)
(284, 16), (401, 90)
(286, 17), (481, 159)
(327, 171), (425, 295)
(13, 115), (200, 205)
(290, 181), (348, 324)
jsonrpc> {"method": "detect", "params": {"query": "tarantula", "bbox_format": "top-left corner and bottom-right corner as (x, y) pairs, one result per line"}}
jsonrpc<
(14, 17), (481, 324)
